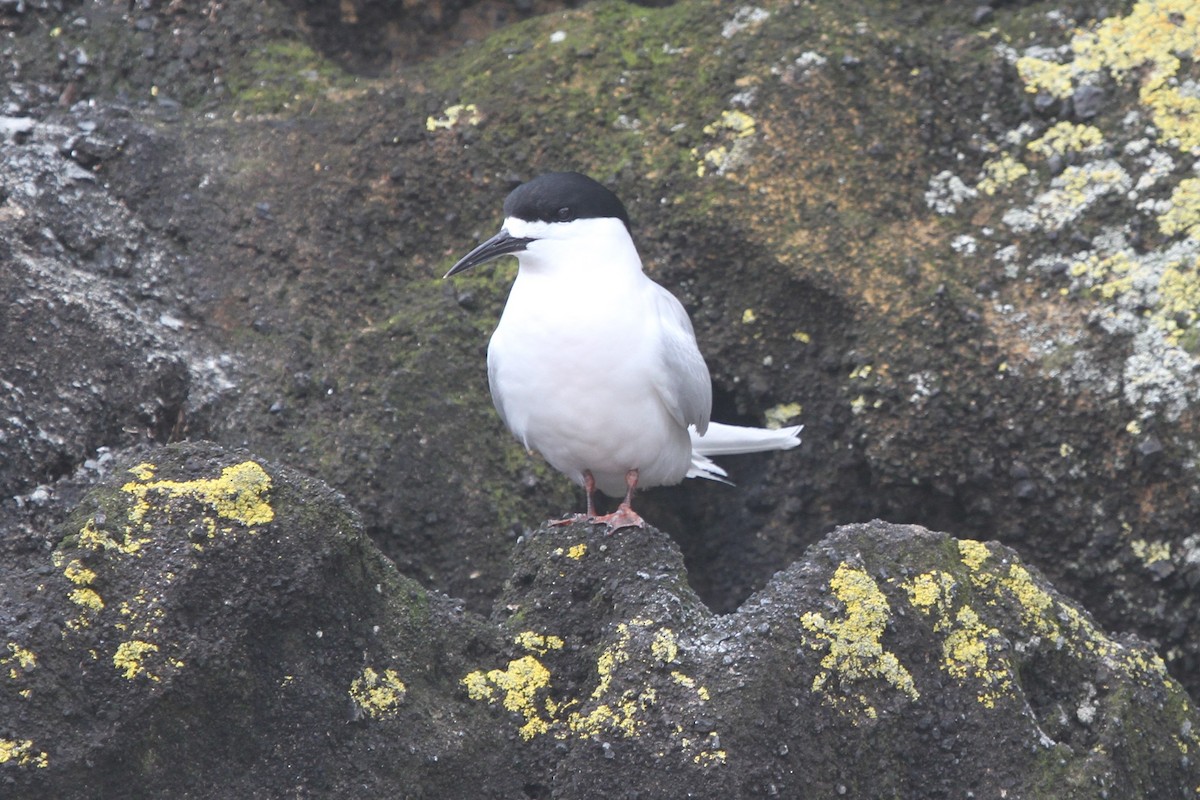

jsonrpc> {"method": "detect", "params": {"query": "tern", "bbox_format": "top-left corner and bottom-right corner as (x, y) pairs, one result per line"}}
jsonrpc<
(446, 171), (801, 530)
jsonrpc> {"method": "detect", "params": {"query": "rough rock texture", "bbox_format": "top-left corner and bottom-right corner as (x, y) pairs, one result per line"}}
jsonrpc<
(1, 443), (521, 798)
(2, 443), (1196, 797)
(1, 0), (1200, 793)
(0, 118), (190, 501)
(2, 0), (1189, 696)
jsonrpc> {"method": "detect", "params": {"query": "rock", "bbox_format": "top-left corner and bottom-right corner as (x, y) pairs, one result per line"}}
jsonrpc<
(0, 117), (229, 506)
(484, 519), (1199, 797)
(0, 0), (1194, 709)
(1071, 82), (1107, 120)
(3, 446), (1196, 797)
(0, 0), (1199, 793)
(0, 442), (522, 799)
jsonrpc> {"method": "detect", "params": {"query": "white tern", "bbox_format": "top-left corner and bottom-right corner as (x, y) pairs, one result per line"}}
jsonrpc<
(446, 172), (801, 529)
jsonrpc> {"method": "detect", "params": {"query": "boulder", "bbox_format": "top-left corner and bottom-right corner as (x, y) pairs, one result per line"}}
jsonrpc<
(2, 443), (1195, 797)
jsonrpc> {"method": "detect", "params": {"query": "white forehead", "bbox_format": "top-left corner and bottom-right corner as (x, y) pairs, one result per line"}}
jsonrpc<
(503, 216), (628, 241)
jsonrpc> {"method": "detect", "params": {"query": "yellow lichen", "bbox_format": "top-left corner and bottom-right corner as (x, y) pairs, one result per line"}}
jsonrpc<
(941, 606), (1011, 708)
(463, 618), (718, 759)
(989, 559), (1172, 684)
(68, 587), (104, 612)
(0, 738), (48, 769)
(671, 671), (697, 689)
(349, 666), (407, 719)
(122, 461), (274, 531)
(462, 655), (554, 740)
(694, 110), (758, 176)
(3, 643), (37, 681)
(127, 462), (156, 481)
(591, 621), (642, 699)
(62, 559), (96, 586)
(1154, 256), (1200, 341)
(5, 643), (36, 671)
(703, 109), (757, 138)
(1026, 121), (1106, 158)
(801, 563), (919, 717)
(425, 103), (481, 132)
(764, 402), (803, 428)
(902, 569), (956, 611)
(1159, 178), (1200, 240)
(514, 631), (565, 655)
(78, 516), (149, 556)
(1016, 0), (1200, 153)
(1014, 57), (1075, 98)
(985, 1), (1200, 367)
(650, 628), (679, 664)
(1058, 162), (1129, 206)
(567, 686), (657, 739)
(976, 153), (1030, 196)
(903, 568), (1014, 707)
(1130, 538), (1172, 566)
(958, 540), (992, 571)
(113, 639), (161, 681)
(1003, 563), (1057, 639)
(566, 543), (587, 560)
(1069, 250), (1139, 300)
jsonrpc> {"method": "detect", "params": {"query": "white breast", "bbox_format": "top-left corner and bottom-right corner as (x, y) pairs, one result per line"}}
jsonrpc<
(485, 223), (701, 497)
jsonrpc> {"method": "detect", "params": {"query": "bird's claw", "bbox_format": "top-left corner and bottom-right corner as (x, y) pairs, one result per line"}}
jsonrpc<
(549, 513), (591, 527)
(589, 503), (645, 533)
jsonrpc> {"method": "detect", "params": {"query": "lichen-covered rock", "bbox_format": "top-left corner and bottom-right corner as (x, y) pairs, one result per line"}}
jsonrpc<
(0, 442), (521, 799)
(0, 119), (179, 501)
(473, 519), (1200, 798)
(2, 0), (1200, 774)
(0, 116), (235, 507)
(2, 1), (1200, 796)
(3, 445), (1195, 797)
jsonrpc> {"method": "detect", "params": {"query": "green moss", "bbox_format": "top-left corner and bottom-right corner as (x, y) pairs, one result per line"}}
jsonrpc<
(418, 0), (759, 179)
(1177, 326), (1200, 355)
(227, 39), (357, 114)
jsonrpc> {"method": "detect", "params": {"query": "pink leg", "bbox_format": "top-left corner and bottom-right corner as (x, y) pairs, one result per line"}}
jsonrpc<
(550, 470), (599, 526)
(591, 469), (645, 532)
(584, 470), (597, 518)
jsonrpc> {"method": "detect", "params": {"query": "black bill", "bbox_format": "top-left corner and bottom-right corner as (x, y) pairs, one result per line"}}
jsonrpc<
(444, 229), (533, 278)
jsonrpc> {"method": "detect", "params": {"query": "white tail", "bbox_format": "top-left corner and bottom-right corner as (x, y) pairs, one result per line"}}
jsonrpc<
(685, 422), (802, 483)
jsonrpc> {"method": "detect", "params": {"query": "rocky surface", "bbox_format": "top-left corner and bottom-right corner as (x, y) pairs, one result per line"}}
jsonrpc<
(2, 442), (1196, 797)
(1, 0), (1199, 794)
(1, 443), (522, 798)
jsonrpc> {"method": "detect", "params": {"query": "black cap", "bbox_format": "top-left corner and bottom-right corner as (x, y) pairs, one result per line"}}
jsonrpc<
(503, 172), (630, 229)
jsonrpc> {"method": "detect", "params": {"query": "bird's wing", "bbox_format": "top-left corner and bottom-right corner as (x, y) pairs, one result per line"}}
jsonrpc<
(486, 345), (512, 433)
(651, 283), (712, 435)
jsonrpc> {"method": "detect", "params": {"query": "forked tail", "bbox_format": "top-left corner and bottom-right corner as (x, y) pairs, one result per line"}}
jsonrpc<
(685, 422), (802, 483)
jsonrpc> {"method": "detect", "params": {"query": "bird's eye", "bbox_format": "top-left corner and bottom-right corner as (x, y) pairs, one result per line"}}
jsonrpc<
(556, 207), (572, 221)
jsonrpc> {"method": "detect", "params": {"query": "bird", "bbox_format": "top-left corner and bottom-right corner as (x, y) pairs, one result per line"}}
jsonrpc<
(445, 171), (801, 530)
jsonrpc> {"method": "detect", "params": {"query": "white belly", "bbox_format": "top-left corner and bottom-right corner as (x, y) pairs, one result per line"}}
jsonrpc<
(487, 273), (692, 497)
